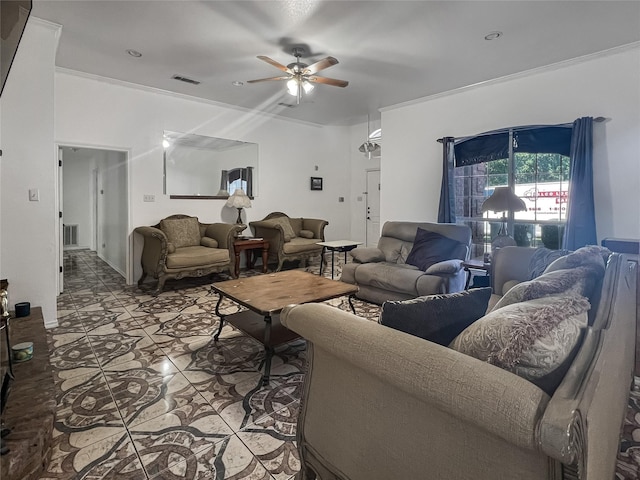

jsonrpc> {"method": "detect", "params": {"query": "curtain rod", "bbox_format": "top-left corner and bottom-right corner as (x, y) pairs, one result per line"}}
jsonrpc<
(436, 117), (608, 143)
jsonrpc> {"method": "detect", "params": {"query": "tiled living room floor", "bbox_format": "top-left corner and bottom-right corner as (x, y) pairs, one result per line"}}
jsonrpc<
(43, 249), (379, 479)
(42, 249), (640, 479)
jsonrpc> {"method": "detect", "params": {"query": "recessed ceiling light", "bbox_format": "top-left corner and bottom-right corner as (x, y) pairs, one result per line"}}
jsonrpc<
(484, 31), (502, 41)
(232, 81), (244, 87)
(126, 49), (142, 57)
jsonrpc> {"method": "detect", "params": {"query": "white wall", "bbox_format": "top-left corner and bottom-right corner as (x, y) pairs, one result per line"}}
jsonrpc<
(381, 45), (640, 242)
(63, 151), (94, 248)
(0, 18), (60, 326)
(98, 150), (127, 275)
(54, 72), (352, 283)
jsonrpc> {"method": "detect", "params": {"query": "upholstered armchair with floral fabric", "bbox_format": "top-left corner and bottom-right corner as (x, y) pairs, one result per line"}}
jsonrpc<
(249, 212), (328, 271)
(134, 214), (245, 293)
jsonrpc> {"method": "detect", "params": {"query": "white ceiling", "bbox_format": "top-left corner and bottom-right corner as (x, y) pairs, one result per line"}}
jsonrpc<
(32, 0), (640, 126)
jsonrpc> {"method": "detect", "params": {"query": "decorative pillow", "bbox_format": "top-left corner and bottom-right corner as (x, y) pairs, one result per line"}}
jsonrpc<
(264, 217), (296, 242)
(491, 265), (601, 312)
(379, 287), (492, 346)
(200, 237), (219, 248)
(299, 229), (314, 239)
(405, 228), (461, 271)
(160, 217), (201, 248)
(543, 245), (610, 274)
(450, 295), (590, 392)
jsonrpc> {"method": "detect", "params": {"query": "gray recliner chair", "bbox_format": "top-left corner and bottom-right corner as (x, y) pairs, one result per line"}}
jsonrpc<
(341, 221), (471, 304)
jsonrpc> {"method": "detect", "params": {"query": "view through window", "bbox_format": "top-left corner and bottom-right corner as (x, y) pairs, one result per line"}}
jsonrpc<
(454, 152), (570, 258)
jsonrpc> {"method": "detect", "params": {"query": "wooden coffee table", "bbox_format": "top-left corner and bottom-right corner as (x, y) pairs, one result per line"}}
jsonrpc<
(211, 270), (358, 385)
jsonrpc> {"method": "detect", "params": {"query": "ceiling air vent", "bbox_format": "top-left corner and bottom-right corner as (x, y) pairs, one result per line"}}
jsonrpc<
(172, 74), (200, 85)
(277, 102), (296, 108)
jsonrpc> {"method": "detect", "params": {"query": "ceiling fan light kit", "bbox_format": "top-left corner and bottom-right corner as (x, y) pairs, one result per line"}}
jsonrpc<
(247, 47), (348, 104)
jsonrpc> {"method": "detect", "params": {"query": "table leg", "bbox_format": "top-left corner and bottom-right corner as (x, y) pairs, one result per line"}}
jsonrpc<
(261, 245), (269, 273)
(213, 293), (225, 341)
(234, 250), (241, 278)
(464, 268), (472, 290)
(319, 246), (326, 276)
(348, 294), (357, 314)
(331, 250), (335, 279)
(262, 314), (273, 385)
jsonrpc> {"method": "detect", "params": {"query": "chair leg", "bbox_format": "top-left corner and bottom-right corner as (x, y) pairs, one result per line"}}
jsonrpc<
(137, 272), (147, 286)
(276, 258), (284, 272)
(155, 276), (167, 295)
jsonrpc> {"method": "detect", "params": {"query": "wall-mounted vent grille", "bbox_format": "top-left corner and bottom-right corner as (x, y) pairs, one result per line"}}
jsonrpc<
(172, 74), (200, 85)
(63, 224), (78, 247)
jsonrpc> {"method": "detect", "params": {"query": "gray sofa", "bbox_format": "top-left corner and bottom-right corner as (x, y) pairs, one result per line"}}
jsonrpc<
(281, 246), (637, 480)
(341, 221), (471, 304)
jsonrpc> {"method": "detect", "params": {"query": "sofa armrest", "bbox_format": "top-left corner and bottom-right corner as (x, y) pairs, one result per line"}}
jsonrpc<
(281, 302), (549, 450)
(302, 218), (328, 240)
(134, 226), (169, 275)
(203, 223), (245, 249)
(249, 220), (287, 253)
(425, 258), (463, 276)
(349, 247), (385, 263)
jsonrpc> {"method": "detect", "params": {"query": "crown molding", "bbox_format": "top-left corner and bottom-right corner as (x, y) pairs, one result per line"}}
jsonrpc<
(381, 41), (640, 113)
(54, 67), (324, 129)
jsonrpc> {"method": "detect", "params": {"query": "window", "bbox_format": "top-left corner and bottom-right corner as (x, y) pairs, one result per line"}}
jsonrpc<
(454, 147), (570, 257)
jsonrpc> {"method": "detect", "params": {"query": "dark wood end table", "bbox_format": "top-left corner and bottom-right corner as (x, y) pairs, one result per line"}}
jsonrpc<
(233, 238), (269, 277)
(211, 270), (358, 385)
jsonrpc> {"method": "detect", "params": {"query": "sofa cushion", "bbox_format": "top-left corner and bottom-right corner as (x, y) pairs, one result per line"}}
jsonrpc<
(160, 217), (201, 248)
(299, 229), (315, 239)
(282, 237), (323, 254)
(354, 262), (422, 295)
(200, 237), (219, 248)
(165, 245), (229, 268)
(450, 295), (590, 393)
(405, 228), (460, 271)
(491, 265), (601, 312)
(264, 217), (296, 242)
(380, 287), (492, 346)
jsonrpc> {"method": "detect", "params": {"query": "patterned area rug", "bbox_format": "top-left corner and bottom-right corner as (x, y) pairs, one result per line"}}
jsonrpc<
(45, 250), (638, 479)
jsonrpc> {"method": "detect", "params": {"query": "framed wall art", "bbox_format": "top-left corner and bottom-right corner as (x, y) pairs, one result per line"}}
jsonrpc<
(310, 177), (323, 191)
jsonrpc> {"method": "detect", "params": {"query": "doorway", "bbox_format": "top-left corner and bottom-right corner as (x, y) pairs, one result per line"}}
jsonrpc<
(365, 169), (381, 247)
(58, 146), (129, 291)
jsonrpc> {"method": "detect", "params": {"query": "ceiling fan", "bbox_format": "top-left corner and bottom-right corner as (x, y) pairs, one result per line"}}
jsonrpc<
(247, 47), (349, 104)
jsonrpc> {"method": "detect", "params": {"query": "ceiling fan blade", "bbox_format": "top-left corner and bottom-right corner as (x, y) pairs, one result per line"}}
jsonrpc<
(308, 76), (349, 88)
(303, 56), (339, 75)
(256, 55), (291, 73)
(247, 76), (291, 83)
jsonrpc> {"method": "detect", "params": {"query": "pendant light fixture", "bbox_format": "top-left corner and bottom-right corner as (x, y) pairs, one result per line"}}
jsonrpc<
(358, 115), (381, 159)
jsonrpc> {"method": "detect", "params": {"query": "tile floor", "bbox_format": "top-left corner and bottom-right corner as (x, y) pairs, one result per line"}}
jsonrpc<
(43, 250), (379, 480)
(41, 249), (640, 479)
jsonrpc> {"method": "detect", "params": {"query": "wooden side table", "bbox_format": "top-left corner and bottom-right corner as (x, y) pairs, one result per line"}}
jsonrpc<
(462, 258), (491, 290)
(233, 239), (269, 277)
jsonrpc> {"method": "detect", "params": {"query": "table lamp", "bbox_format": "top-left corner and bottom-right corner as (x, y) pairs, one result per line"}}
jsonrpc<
(226, 189), (251, 224)
(481, 187), (527, 250)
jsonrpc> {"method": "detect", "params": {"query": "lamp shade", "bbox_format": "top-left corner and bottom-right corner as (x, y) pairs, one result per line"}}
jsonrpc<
(481, 187), (526, 213)
(225, 189), (251, 209)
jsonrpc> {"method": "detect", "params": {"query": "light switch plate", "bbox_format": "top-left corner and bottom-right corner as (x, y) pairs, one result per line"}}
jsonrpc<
(29, 189), (39, 201)
(143, 194), (155, 202)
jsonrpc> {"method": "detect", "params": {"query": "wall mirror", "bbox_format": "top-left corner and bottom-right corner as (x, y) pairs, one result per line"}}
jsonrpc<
(163, 131), (258, 199)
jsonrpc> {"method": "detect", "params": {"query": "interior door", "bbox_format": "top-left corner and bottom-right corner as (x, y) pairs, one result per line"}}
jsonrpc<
(365, 169), (381, 247)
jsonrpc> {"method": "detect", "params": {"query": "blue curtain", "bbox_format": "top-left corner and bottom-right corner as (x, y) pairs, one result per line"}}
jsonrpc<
(437, 137), (456, 223)
(563, 117), (597, 250)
